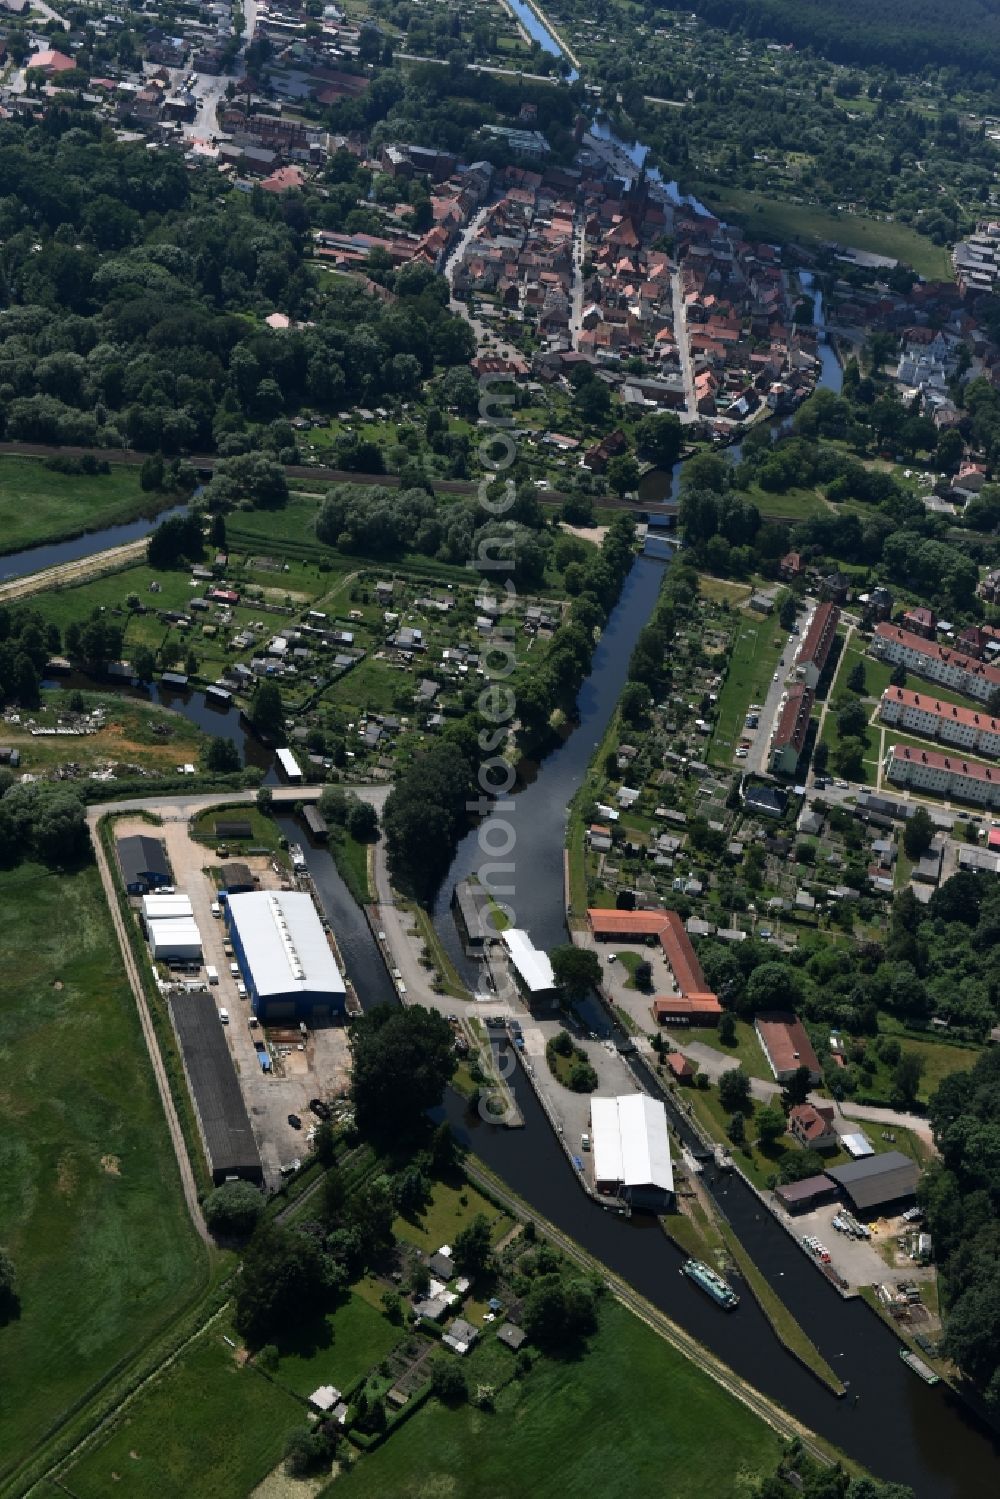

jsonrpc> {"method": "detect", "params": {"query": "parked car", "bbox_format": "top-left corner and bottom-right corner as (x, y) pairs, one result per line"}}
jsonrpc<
(309, 1098), (332, 1119)
(211, 901), (221, 918)
(218, 1008), (229, 1024)
(287, 1114), (302, 1130)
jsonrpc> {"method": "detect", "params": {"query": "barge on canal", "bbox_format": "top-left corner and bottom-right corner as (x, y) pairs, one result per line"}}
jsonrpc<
(681, 1258), (740, 1310)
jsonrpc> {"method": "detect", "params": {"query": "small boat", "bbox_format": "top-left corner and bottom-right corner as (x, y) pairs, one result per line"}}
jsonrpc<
(900, 1348), (939, 1385)
(289, 843), (306, 870)
(681, 1258), (739, 1310)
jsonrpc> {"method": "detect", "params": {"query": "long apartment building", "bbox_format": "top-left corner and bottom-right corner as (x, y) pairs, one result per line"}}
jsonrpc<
(871, 623), (1000, 704)
(884, 743), (1000, 809)
(770, 682), (815, 776)
(795, 601), (840, 688)
(879, 686), (1000, 758)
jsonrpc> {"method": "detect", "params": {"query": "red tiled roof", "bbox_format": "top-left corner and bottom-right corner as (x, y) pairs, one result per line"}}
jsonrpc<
(873, 623), (1000, 688)
(755, 1012), (821, 1077)
(797, 601), (840, 674)
(588, 908), (720, 1011)
(772, 682), (814, 753)
(887, 743), (1000, 784)
(880, 686), (1000, 736)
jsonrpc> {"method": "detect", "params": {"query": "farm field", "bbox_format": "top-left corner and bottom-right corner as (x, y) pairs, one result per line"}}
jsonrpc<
(0, 863), (206, 1485)
(64, 1318), (300, 1499)
(0, 456), (167, 556)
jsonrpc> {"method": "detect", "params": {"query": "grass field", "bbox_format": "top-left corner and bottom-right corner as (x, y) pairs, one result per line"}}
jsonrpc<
(65, 1319), (302, 1499)
(709, 616), (784, 764)
(713, 1017), (773, 1082)
(695, 184), (954, 282)
(271, 1291), (403, 1399)
(392, 1177), (511, 1252)
(0, 863), (206, 1478)
(325, 1298), (783, 1499)
(0, 456), (163, 556)
(747, 482), (829, 522)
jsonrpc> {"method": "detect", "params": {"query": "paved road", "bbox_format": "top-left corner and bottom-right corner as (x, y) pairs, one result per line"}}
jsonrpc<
(742, 608), (809, 777)
(568, 216), (585, 351)
(671, 267), (698, 420)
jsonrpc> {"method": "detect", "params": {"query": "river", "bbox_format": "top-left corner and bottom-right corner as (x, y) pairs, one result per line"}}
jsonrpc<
(0, 501), (189, 583)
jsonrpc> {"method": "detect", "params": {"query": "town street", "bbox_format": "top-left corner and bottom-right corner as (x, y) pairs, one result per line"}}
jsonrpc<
(671, 265), (699, 420)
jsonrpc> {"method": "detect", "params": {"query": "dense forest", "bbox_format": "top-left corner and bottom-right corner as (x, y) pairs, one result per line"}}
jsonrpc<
(656, 0), (1000, 79)
(0, 111), (476, 456)
(921, 1048), (1000, 1415)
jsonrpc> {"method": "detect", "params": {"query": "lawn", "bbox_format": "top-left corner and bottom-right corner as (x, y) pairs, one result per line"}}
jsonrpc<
(834, 640), (976, 713)
(0, 863), (206, 1483)
(694, 184), (954, 282)
(708, 617), (784, 764)
(714, 1017), (773, 1083)
(0, 455), (161, 556)
(271, 1291), (403, 1399)
(65, 1320), (302, 1499)
(326, 1298), (783, 1499)
(191, 803), (286, 855)
(393, 1178), (512, 1253)
(745, 481), (828, 522)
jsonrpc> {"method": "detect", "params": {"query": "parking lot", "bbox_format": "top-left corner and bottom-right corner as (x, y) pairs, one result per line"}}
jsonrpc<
(782, 1201), (936, 1292)
(119, 811), (353, 1186)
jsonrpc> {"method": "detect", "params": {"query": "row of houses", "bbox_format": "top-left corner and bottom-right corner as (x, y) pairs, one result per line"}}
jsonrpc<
(870, 622), (1000, 703)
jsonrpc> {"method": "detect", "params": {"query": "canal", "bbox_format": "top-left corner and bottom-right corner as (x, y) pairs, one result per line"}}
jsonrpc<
(1, 501), (189, 582)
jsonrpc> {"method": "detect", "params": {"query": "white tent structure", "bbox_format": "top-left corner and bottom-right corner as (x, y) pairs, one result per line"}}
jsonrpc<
(500, 929), (556, 999)
(591, 1094), (674, 1207)
(148, 917), (202, 961)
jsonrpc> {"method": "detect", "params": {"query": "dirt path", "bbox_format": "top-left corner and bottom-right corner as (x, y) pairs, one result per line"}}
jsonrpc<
(0, 536), (147, 604)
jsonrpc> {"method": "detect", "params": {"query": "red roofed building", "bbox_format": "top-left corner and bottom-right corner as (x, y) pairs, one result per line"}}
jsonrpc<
(878, 686), (1000, 758)
(28, 48), (75, 73)
(260, 165), (305, 194)
(587, 908), (722, 1024)
(884, 743), (1000, 809)
(902, 606), (936, 640)
(780, 551), (805, 580)
(754, 1012), (822, 1083)
(794, 601), (840, 689)
(666, 1052), (696, 1082)
(769, 682), (815, 776)
(871, 622), (1000, 704)
(788, 1102), (838, 1151)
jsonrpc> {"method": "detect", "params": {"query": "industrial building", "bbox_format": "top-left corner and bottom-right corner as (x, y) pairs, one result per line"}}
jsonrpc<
(168, 990), (263, 1185)
(276, 747), (303, 782)
(590, 1094), (674, 1209)
(117, 834), (172, 894)
(141, 893), (193, 923)
(218, 862), (255, 897)
(148, 918), (202, 962)
(500, 928), (557, 1002)
(225, 890), (346, 1023)
(825, 1151), (920, 1216)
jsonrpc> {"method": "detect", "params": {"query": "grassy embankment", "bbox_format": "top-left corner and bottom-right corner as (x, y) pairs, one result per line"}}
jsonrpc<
(0, 455), (174, 557)
(0, 863), (208, 1486)
(695, 184), (954, 282)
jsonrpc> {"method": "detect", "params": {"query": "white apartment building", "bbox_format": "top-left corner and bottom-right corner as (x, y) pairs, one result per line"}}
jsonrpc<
(878, 687), (1000, 758)
(871, 623), (1000, 704)
(884, 744), (1000, 809)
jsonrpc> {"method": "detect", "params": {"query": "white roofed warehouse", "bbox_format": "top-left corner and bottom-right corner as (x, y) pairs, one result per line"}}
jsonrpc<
(500, 929), (557, 1002)
(225, 890), (346, 1023)
(590, 1094), (674, 1209)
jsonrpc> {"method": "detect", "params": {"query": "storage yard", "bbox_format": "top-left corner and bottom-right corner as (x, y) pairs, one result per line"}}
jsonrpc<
(112, 810), (352, 1187)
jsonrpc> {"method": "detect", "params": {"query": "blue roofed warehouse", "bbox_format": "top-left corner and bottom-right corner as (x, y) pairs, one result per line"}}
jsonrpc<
(225, 889), (347, 1024)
